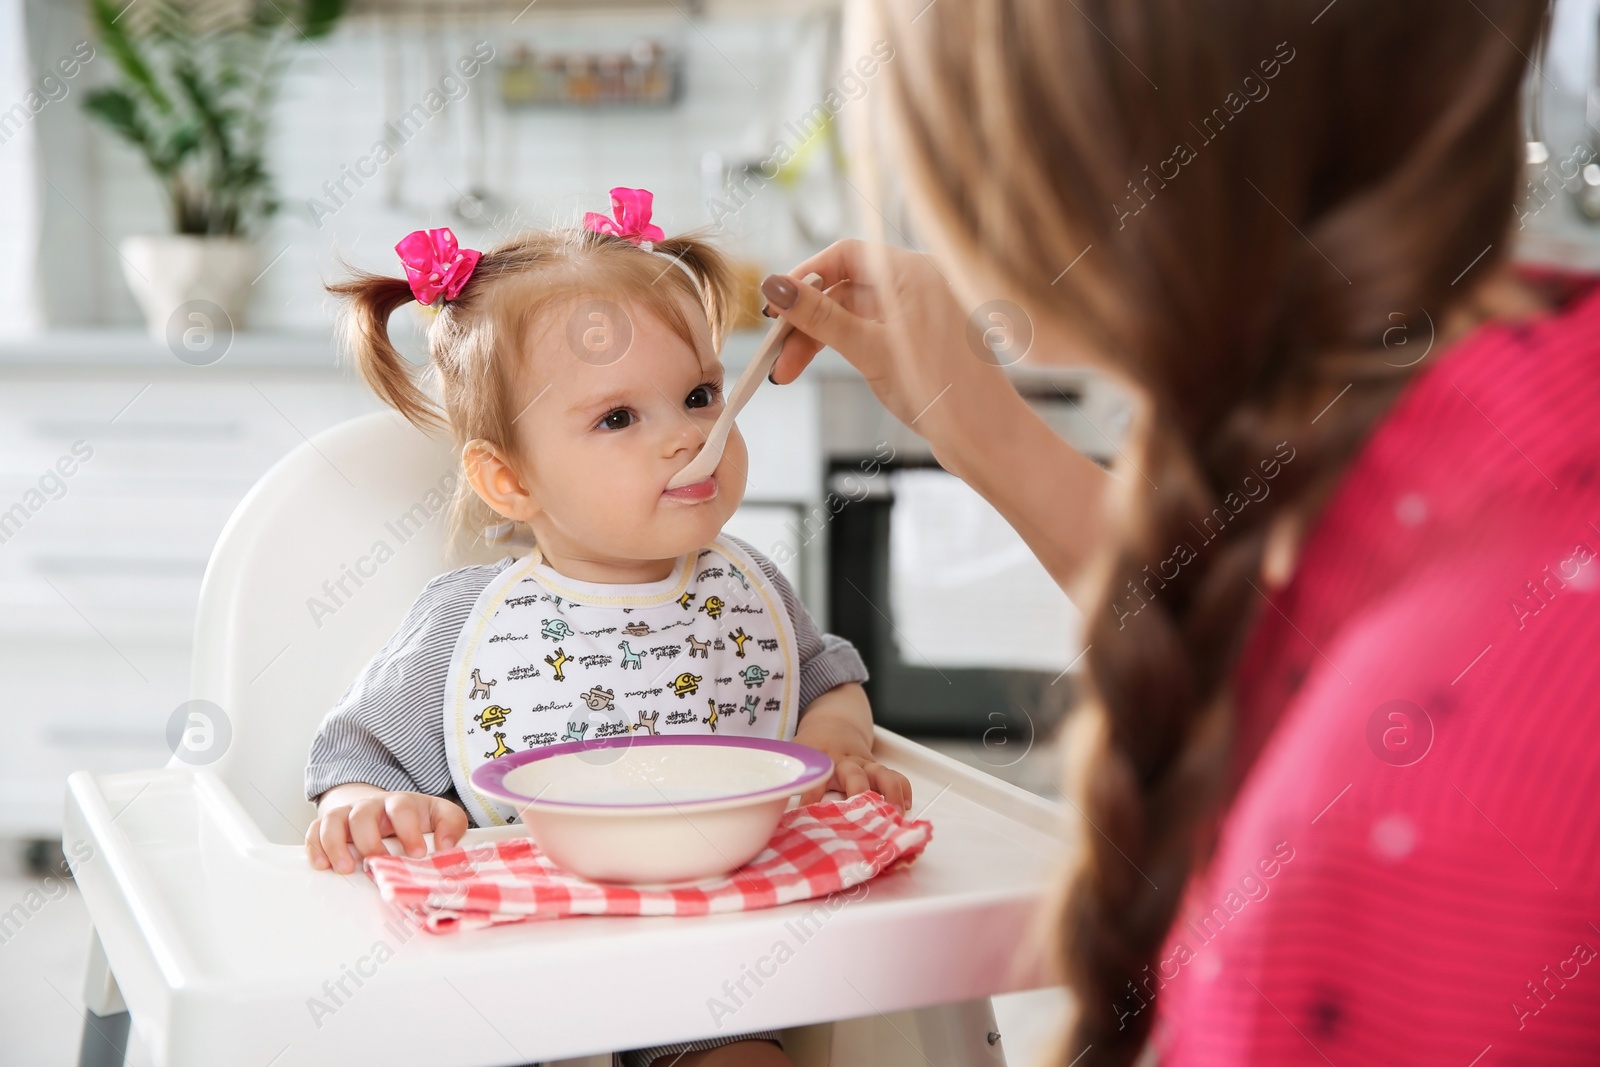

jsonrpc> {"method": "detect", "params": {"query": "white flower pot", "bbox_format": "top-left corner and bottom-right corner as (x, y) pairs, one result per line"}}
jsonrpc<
(119, 235), (258, 341)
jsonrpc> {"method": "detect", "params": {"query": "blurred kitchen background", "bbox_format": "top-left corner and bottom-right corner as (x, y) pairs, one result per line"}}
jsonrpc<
(1, 0), (1112, 852)
(2, 1), (1097, 1060)
(5, 0), (1600, 1061)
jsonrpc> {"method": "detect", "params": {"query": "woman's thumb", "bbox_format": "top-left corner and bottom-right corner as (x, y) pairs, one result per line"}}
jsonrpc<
(761, 273), (866, 354)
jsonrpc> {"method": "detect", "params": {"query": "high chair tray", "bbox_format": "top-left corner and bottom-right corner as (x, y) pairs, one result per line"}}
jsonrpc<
(64, 728), (1066, 1067)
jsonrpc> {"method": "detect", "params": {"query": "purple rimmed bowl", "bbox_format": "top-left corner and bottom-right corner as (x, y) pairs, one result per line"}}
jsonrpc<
(471, 736), (833, 885)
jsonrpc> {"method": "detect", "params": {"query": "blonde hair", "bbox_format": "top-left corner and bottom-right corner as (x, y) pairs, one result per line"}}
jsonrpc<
(327, 228), (739, 555)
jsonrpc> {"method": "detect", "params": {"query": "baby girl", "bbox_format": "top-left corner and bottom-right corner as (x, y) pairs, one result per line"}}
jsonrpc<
(302, 189), (909, 1067)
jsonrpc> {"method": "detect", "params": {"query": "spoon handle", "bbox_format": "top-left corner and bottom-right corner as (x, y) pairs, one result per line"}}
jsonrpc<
(665, 273), (823, 489)
(722, 273), (821, 416)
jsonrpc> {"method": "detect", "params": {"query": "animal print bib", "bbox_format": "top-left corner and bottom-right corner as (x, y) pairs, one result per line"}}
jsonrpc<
(442, 536), (800, 827)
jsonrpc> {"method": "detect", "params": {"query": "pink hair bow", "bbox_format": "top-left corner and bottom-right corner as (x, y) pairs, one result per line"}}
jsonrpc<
(395, 227), (481, 305)
(583, 187), (666, 249)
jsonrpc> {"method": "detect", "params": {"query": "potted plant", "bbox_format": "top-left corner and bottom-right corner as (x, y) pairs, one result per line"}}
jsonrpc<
(82, 0), (343, 337)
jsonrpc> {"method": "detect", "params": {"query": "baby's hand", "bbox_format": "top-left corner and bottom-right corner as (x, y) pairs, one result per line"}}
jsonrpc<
(801, 754), (913, 813)
(305, 784), (468, 873)
(793, 683), (914, 813)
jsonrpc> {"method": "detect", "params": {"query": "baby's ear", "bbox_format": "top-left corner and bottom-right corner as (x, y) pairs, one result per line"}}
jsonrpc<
(462, 440), (540, 521)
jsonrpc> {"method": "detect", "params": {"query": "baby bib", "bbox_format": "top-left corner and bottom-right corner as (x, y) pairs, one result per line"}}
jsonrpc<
(442, 536), (800, 826)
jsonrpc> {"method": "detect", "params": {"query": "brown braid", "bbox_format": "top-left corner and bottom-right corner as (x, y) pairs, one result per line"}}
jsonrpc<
(863, 0), (1550, 1061)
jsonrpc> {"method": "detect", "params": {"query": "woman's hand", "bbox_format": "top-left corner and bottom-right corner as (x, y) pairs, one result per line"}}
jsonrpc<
(762, 239), (1113, 597)
(763, 241), (1023, 482)
(305, 783), (468, 873)
(792, 683), (913, 812)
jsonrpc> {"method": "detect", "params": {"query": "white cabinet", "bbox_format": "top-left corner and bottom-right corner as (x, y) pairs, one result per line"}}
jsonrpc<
(0, 348), (381, 836)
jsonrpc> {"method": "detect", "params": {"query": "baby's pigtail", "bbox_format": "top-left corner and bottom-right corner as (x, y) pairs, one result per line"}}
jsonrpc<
(326, 271), (445, 429)
(655, 235), (743, 351)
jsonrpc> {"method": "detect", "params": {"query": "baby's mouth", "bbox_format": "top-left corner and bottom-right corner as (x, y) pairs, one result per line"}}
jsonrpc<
(662, 475), (718, 503)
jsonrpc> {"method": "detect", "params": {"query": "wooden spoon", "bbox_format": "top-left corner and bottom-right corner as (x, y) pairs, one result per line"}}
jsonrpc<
(665, 272), (824, 490)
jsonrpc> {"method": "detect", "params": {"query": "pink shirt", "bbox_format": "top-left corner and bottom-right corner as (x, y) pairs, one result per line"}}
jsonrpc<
(1154, 269), (1600, 1064)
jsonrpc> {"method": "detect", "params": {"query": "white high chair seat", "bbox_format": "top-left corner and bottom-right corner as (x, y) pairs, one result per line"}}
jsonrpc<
(64, 411), (1067, 1067)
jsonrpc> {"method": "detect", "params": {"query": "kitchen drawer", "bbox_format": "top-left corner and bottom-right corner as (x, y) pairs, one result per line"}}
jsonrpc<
(0, 492), (230, 638)
(0, 376), (381, 641)
(0, 372), (381, 835)
(0, 378), (379, 490)
(0, 633), (187, 837)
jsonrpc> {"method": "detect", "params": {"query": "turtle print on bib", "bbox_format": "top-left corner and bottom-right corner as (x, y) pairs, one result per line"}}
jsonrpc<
(442, 536), (800, 827)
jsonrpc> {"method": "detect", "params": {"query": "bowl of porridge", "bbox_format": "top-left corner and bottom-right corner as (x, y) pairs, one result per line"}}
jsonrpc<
(472, 735), (833, 885)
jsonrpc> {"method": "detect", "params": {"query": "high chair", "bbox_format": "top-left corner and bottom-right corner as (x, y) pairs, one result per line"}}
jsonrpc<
(64, 411), (1067, 1067)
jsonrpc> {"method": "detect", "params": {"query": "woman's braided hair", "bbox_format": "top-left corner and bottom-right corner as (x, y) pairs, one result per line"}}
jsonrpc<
(867, 0), (1548, 1060)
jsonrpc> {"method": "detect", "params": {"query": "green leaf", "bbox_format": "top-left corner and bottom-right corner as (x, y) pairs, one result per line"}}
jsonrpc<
(154, 120), (204, 172)
(86, 0), (174, 113)
(172, 61), (232, 162)
(249, 0), (343, 37)
(81, 86), (149, 147)
(82, 0), (342, 235)
(300, 0), (345, 40)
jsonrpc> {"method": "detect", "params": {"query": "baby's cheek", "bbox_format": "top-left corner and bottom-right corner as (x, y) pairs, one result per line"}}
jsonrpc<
(554, 462), (642, 539)
(718, 431), (751, 503)
(593, 470), (655, 526)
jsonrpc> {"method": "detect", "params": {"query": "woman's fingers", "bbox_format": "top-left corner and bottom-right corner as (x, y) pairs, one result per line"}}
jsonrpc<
(768, 329), (825, 386)
(761, 273), (883, 382)
(783, 238), (872, 292)
(762, 241), (975, 435)
(769, 280), (874, 384)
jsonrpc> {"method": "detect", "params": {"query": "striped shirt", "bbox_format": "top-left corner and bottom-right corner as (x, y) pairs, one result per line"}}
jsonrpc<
(305, 538), (866, 818)
(1153, 268), (1600, 1063)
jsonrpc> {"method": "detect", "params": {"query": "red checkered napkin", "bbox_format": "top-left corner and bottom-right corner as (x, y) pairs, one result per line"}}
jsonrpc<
(364, 791), (933, 933)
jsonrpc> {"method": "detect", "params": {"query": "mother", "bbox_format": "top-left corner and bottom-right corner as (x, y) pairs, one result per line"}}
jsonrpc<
(763, 1), (1600, 1063)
